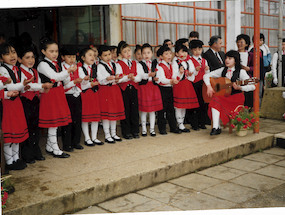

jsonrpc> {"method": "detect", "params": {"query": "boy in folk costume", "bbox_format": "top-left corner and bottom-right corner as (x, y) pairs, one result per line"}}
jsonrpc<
(18, 46), (53, 163)
(172, 45), (199, 132)
(116, 41), (140, 139)
(203, 50), (256, 135)
(189, 40), (210, 130)
(135, 43), (163, 136)
(97, 45), (125, 143)
(61, 46), (84, 151)
(155, 45), (181, 135)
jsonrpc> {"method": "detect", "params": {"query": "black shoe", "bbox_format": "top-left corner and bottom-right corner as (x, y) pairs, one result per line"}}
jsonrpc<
(150, 131), (156, 137)
(93, 139), (104, 145)
(192, 126), (200, 131)
(63, 146), (74, 152)
(141, 132), (147, 137)
(123, 134), (133, 140)
(35, 155), (45, 161)
(105, 138), (115, 144)
(25, 159), (36, 164)
(74, 144), (84, 150)
(132, 133), (140, 139)
(112, 135), (122, 142)
(6, 159), (27, 170)
(159, 130), (167, 135)
(199, 125), (207, 129)
(53, 152), (70, 158)
(179, 128), (190, 133)
(170, 129), (182, 134)
(84, 141), (96, 147)
(210, 128), (222, 136)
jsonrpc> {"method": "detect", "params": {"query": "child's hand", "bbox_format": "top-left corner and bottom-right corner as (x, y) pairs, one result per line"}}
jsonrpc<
(84, 76), (90, 81)
(23, 77), (34, 86)
(73, 78), (83, 84)
(128, 73), (134, 79)
(42, 83), (53, 89)
(153, 77), (159, 82)
(7, 90), (19, 97)
(179, 66), (185, 74)
(233, 82), (242, 90)
(107, 76), (115, 81)
(148, 72), (156, 77)
(170, 79), (179, 85)
(4, 78), (12, 85)
(241, 65), (250, 72)
(91, 81), (99, 87)
(24, 85), (31, 91)
(67, 65), (77, 73)
(195, 66), (201, 71)
(206, 85), (215, 98)
(205, 66), (209, 71)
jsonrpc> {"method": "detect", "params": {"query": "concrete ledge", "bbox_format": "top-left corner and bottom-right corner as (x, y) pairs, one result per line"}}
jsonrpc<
(3, 130), (274, 215)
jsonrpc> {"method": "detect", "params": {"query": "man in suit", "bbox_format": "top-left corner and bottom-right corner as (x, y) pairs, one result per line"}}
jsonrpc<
(203, 36), (225, 71)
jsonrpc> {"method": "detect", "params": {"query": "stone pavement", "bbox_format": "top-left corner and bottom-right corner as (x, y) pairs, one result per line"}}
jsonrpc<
(75, 146), (285, 214)
(2, 118), (284, 215)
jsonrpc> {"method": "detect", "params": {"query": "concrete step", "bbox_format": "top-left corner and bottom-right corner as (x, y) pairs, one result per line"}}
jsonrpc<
(275, 132), (285, 149)
(3, 128), (274, 215)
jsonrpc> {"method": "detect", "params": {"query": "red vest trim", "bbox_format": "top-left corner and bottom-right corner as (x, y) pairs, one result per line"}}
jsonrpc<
(117, 60), (138, 91)
(191, 57), (206, 83)
(20, 67), (40, 100)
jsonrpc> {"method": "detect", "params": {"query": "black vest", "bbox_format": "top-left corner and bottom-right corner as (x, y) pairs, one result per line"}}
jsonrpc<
(176, 59), (189, 81)
(221, 67), (242, 95)
(82, 65), (98, 92)
(99, 62), (117, 86)
(38, 59), (62, 87)
(138, 61), (157, 85)
(1, 64), (22, 84)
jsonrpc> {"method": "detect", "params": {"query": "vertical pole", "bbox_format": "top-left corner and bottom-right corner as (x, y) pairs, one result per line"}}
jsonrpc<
(278, 0), (283, 87)
(52, 9), (58, 42)
(120, 5), (123, 41)
(253, 0), (260, 133)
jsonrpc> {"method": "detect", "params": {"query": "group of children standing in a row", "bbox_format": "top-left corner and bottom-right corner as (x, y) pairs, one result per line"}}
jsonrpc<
(0, 34), (255, 171)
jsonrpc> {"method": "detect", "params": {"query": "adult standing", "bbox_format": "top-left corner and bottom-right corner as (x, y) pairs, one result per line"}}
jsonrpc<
(203, 36), (225, 71)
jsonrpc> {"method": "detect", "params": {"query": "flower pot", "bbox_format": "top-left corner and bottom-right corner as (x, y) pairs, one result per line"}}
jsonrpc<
(236, 128), (248, 137)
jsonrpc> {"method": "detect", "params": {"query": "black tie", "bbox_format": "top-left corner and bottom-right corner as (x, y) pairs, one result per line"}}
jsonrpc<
(215, 52), (222, 64)
(128, 60), (132, 68)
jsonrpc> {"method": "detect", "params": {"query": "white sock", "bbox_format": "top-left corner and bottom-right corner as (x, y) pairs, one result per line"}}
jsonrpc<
(11, 143), (19, 161)
(110, 120), (117, 137)
(82, 122), (92, 144)
(4, 143), (13, 165)
(149, 112), (156, 133)
(47, 127), (63, 155)
(212, 108), (220, 129)
(102, 120), (111, 139)
(175, 108), (185, 130)
(91, 121), (99, 141)
(141, 112), (147, 133)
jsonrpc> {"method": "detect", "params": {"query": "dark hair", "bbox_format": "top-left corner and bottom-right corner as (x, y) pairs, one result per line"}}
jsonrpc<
(283, 38), (285, 43)
(17, 45), (36, 58)
(134, 44), (142, 54)
(163, 39), (172, 46)
(157, 45), (171, 57)
(252, 33), (265, 43)
(141, 43), (153, 52)
(189, 31), (199, 39)
(189, 39), (204, 49)
(236, 34), (251, 49)
(118, 42), (130, 55)
(117, 40), (127, 55)
(208, 35), (222, 46)
(110, 45), (117, 51)
(0, 43), (16, 57)
(39, 37), (57, 51)
(175, 38), (188, 47)
(98, 45), (110, 56)
(61, 45), (77, 56)
(79, 47), (93, 63)
(0, 33), (5, 39)
(225, 50), (241, 71)
(89, 44), (99, 50)
(175, 45), (188, 53)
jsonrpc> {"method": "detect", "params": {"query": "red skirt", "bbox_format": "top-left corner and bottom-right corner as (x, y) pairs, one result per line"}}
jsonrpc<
(138, 81), (163, 112)
(39, 86), (72, 128)
(98, 85), (125, 120)
(2, 96), (29, 143)
(81, 89), (101, 122)
(173, 79), (200, 109)
(208, 93), (245, 125)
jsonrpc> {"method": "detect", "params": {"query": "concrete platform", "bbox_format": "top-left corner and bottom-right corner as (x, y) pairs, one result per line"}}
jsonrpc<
(2, 119), (282, 215)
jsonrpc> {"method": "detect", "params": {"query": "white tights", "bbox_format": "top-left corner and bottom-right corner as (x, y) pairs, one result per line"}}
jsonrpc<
(82, 122), (99, 143)
(175, 108), (186, 130)
(141, 111), (156, 133)
(47, 127), (63, 155)
(102, 120), (117, 139)
(211, 108), (220, 129)
(4, 143), (20, 165)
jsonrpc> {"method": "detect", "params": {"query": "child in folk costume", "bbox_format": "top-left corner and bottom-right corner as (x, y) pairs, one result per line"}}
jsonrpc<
(203, 50), (256, 135)
(18, 46), (53, 163)
(90, 44), (100, 66)
(134, 45), (143, 62)
(172, 45), (199, 132)
(189, 40), (210, 130)
(60, 46), (84, 151)
(116, 42), (140, 139)
(110, 46), (118, 63)
(78, 47), (103, 146)
(37, 38), (76, 158)
(97, 45), (125, 143)
(0, 43), (34, 170)
(135, 43), (163, 137)
(155, 45), (181, 135)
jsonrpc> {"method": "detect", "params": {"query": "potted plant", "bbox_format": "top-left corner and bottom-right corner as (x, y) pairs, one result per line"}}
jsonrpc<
(230, 105), (258, 136)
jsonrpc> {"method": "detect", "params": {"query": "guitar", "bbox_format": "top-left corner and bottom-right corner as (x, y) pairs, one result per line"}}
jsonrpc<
(202, 77), (259, 103)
